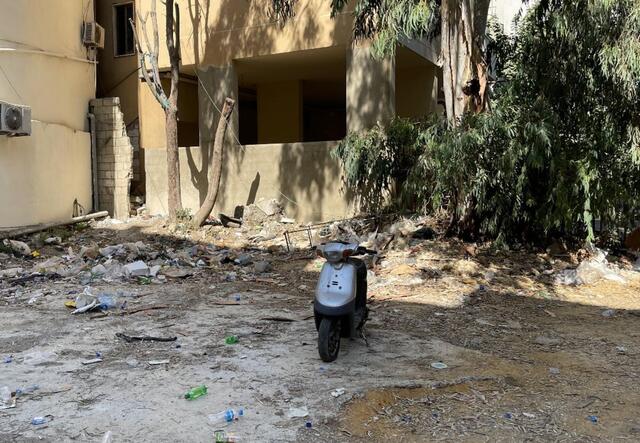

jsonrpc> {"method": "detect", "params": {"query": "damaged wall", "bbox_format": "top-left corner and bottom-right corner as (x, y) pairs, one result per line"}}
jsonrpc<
(90, 98), (133, 220)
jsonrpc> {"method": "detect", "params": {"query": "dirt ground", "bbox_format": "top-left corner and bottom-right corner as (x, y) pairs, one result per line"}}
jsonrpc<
(1, 217), (639, 442)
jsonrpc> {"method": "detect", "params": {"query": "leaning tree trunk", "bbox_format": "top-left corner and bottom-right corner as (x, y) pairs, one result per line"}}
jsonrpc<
(165, 0), (182, 220)
(441, 0), (491, 125)
(192, 98), (236, 227)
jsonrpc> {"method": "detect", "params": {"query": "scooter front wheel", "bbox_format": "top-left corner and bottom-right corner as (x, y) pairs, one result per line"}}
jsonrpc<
(318, 317), (341, 362)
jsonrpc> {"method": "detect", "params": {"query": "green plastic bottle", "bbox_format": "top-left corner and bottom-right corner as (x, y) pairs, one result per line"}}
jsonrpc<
(184, 385), (207, 400)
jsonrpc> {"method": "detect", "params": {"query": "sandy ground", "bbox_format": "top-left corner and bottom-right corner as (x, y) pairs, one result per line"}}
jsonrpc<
(1, 219), (639, 442)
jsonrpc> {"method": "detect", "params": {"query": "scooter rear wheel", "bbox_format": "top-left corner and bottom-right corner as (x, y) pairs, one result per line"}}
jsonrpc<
(318, 318), (341, 362)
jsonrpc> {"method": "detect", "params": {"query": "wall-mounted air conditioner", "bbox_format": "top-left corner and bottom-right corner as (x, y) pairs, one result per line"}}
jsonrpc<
(83, 22), (105, 49)
(0, 101), (31, 136)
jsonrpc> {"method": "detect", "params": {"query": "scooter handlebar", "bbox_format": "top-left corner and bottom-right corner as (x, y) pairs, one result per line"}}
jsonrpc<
(356, 246), (377, 255)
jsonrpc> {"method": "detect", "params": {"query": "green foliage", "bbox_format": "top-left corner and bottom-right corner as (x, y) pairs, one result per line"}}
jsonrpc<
(334, 118), (423, 212)
(175, 208), (193, 222)
(270, 0), (439, 57)
(335, 0), (640, 242)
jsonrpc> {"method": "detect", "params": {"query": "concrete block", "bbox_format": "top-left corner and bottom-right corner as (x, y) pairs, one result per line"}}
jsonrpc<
(99, 97), (121, 106)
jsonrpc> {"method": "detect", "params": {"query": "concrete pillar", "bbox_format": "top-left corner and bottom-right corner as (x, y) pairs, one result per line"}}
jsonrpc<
(346, 43), (395, 132)
(197, 65), (239, 147)
(89, 97), (133, 220)
(257, 80), (303, 143)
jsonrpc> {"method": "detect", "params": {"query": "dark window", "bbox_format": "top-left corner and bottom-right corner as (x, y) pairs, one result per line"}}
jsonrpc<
(114, 3), (134, 56)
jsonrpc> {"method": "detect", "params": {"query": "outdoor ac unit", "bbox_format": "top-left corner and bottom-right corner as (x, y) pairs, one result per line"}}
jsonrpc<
(83, 22), (105, 49)
(0, 101), (31, 136)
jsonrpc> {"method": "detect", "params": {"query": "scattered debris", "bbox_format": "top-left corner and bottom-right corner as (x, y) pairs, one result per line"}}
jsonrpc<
(601, 309), (616, 317)
(254, 261), (272, 273)
(534, 335), (563, 346)
(82, 358), (103, 365)
(430, 362), (448, 370)
(115, 333), (177, 343)
(31, 416), (50, 425)
(225, 335), (239, 345)
(287, 406), (309, 418)
(0, 268), (23, 279)
(331, 388), (346, 398)
(162, 268), (194, 279)
(124, 261), (150, 277)
(44, 236), (62, 245)
(0, 386), (15, 410)
(555, 248), (625, 285)
(149, 360), (170, 366)
(2, 239), (31, 256)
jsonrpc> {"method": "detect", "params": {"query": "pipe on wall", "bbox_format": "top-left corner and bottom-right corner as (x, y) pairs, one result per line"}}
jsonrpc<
(87, 112), (99, 212)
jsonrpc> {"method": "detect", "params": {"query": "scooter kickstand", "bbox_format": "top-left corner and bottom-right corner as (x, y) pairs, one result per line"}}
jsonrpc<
(359, 326), (369, 347)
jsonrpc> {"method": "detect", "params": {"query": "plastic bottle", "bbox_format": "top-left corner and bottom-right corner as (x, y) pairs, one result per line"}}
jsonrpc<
(208, 408), (245, 425)
(15, 385), (39, 397)
(184, 385), (208, 400)
(1, 386), (11, 404)
(31, 417), (47, 425)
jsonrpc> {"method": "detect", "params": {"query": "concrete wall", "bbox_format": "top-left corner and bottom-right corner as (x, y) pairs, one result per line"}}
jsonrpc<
(0, 0), (95, 228)
(99, 0), (439, 222)
(135, 0), (353, 69)
(96, 0), (139, 125)
(346, 43), (395, 132)
(145, 142), (354, 222)
(0, 123), (92, 228)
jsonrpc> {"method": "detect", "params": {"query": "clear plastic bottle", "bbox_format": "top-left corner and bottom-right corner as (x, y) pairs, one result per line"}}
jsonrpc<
(15, 385), (39, 397)
(0, 386), (11, 404)
(31, 417), (47, 425)
(208, 407), (245, 425)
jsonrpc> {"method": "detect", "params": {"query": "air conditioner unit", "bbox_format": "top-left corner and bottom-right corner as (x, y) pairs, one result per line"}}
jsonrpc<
(0, 101), (31, 136)
(83, 22), (105, 49)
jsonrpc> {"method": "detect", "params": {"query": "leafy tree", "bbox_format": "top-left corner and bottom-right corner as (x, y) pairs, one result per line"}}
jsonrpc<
(334, 0), (640, 243)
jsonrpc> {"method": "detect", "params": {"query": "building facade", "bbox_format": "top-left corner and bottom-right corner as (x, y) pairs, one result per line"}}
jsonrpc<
(98, 0), (440, 222)
(0, 0), (96, 228)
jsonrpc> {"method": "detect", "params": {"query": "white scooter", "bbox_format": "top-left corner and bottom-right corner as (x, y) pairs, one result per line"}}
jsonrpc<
(313, 242), (375, 362)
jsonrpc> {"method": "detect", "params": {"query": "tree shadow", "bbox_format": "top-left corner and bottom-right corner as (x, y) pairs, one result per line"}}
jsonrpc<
(180, 0), (358, 221)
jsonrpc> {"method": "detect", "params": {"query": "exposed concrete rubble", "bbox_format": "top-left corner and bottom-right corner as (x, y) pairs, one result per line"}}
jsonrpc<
(1, 213), (640, 441)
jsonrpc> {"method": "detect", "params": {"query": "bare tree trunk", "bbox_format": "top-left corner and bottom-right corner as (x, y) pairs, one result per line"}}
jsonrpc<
(131, 0), (183, 220)
(441, 0), (491, 125)
(165, 0), (182, 219)
(192, 98), (236, 227)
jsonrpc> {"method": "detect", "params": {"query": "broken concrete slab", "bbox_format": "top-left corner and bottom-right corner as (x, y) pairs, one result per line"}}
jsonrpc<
(254, 261), (273, 273)
(2, 239), (31, 256)
(124, 261), (150, 277)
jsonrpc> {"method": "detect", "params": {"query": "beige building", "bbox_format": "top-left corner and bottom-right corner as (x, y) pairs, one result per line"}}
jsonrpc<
(97, 0), (440, 222)
(0, 1), (97, 228)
